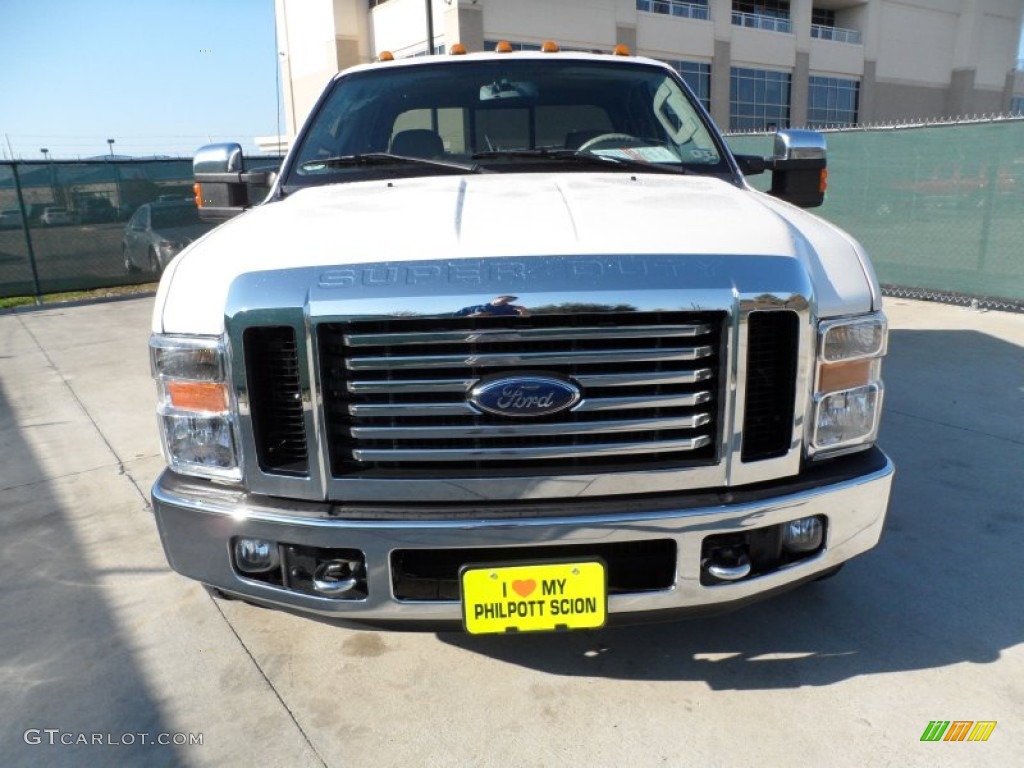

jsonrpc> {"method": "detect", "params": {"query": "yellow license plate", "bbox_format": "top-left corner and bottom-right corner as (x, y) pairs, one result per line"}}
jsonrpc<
(461, 561), (606, 635)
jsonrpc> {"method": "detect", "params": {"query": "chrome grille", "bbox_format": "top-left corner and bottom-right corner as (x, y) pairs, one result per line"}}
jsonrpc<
(318, 312), (726, 476)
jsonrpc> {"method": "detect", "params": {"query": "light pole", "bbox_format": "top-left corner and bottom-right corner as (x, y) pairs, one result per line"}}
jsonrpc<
(41, 147), (57, 203)
(107, 138), (115, 157)
(425, 0), (434, 55)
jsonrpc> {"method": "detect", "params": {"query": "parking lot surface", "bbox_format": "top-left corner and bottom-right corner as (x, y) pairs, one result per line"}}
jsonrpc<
(1, 296), (1021, 767)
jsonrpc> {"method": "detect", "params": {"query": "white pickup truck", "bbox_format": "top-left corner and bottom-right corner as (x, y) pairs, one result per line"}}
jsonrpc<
(150, 46), (893, 634)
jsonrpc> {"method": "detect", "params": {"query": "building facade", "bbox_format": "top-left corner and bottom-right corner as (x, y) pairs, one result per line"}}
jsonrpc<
(273, 0), (1024, 138)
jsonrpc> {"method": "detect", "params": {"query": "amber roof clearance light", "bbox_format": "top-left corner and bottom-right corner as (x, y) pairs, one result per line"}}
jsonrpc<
(540, 41), (560, 53)
(449, 43), (468, 55)
(377, 51), (394, 62)
(613, 44), (631, 56)
(494, 40), (513, 53)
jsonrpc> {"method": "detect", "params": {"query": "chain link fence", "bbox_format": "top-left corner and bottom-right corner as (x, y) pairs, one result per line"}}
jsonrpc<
(728, 117), (1024, 312)
(0, 158), (275, 300)
(3, 120), (1023, 309)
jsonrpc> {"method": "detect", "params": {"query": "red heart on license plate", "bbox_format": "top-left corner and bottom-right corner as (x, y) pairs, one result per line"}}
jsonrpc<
(512, 579), (536, 598)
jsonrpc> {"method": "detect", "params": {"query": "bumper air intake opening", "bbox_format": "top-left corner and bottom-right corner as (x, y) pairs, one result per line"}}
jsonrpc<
(392, 539), (677, 601)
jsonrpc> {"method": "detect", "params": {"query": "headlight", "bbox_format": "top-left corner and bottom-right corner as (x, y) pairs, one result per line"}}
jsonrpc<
(151, 335), (241, 481)
(809, 313), (887, 458)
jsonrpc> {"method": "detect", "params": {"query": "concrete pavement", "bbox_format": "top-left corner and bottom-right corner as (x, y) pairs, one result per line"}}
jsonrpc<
(0, 296), (1021, 767)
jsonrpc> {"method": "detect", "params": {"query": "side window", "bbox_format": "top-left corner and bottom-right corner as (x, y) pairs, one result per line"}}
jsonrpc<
(536, 105), (613, 148)
(392, 108), (468, 154)
(474, 108), (529, 151)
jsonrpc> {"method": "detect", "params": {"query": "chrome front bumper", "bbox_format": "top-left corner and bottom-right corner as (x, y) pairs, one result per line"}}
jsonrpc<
(151, 449), (893, 626)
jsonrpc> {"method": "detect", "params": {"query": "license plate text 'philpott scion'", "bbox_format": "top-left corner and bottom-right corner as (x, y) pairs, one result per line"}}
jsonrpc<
(461, 561), (606, 635)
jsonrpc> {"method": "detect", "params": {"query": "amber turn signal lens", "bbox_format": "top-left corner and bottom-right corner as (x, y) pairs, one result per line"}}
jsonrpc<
(167, 381), (229, 412)
(819, 168), (828, 195)
(193, 182), (203, 208)
(818, 359), (872, 393)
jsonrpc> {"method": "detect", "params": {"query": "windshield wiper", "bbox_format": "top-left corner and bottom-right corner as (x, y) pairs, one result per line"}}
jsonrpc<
(300, 153), (482, 174)
(470, 148), (692, 175)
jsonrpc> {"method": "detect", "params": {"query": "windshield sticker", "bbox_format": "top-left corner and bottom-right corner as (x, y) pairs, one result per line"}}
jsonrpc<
(689, 148), (718, 162)
(592, 146), (680, 163)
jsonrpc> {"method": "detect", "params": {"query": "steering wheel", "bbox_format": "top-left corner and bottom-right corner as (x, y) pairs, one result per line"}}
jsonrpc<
(577, 133), (641, 152)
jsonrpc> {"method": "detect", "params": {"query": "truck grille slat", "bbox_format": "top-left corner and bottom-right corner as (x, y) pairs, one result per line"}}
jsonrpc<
(574, 392), (711, 411)
(318, 312), (726, 476)
(345, 368), (714, 394)
(346, 346), (714, 370)
(352, 436), (712, 462)
(351, 414), (710, 439)
(346, 391), (711, 417)
(344, 324), (711, 347)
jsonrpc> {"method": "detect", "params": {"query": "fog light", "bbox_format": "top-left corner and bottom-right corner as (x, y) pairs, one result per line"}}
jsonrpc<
(234, 538), (279, 574)
(781, 516), (824, 553)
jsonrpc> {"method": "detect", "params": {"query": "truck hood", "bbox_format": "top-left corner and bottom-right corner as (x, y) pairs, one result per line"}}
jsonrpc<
(154, 173), (879, 334)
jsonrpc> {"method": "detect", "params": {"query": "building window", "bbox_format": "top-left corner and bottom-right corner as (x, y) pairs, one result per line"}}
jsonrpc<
(636, 1), (710, 21)
(1011, 96), (1024, 114)
(484, 40), (607, 54)
(730, 67), (791, 130)
(485, 40), (542, 52)
(665, 61), (711, 110)
(811, 8), (835, 26)
(810, 7), (862, 44)
(404, 44), (446, 58)
(807, 76), (859, 127)
(732, 1), (791, 33)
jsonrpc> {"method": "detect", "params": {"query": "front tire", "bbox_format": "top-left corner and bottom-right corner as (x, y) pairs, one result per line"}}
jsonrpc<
(122, 246), (137, 274)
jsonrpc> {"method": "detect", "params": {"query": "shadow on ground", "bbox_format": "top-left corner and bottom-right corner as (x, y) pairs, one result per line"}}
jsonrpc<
(0, 376), (186, 766)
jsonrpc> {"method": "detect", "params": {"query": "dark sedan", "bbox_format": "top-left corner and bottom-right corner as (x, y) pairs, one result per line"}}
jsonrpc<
(122, 201), (213, 274)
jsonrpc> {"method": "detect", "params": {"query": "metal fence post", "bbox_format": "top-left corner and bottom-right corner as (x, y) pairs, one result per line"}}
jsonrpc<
(10, 163), (43, 304)
(976, 155), (998, 273)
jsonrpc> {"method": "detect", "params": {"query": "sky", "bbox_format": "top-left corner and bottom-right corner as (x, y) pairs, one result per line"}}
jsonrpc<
(1, 1), (1023, 160)
(0, 0), (282, 159)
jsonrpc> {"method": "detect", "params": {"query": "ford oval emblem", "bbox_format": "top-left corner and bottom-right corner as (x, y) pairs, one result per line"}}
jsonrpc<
(470, 376), (581, 418)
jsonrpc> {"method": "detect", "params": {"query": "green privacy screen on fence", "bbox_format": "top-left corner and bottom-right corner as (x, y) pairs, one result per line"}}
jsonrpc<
(727, 118), (1024, 306)
(0, 158), (275, 300)
(1, 120), (1023, 304)
(0, 159), (200, 298)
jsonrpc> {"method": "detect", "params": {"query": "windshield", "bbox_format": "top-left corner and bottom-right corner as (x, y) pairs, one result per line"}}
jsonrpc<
(285, 58), (730, 187)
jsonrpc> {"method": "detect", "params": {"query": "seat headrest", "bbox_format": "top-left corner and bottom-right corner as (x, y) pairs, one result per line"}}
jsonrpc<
(389, 129), (445, 159)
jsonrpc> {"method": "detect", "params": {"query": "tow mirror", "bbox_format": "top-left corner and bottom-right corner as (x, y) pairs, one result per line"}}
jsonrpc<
(734, 130), (827, 208)
(193, 143), (275, 222)
(767, 129), (827, 208)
